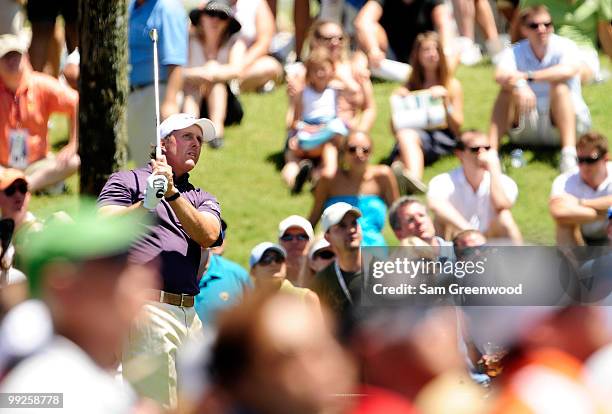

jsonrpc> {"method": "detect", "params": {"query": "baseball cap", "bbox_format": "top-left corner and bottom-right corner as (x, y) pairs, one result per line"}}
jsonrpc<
(308, 238), (331, 260)
(0, 34), (26, 59)
(278, 215), (314, 240)
(321, 202), (362, 232)
(159, 113), (216, 142)
(0, 169), (27, 191)
(249, 242), (287, 268)
(18, 201), (151, 296)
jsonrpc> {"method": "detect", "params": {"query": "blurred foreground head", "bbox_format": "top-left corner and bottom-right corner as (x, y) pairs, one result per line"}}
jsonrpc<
(208, 292), (356, 414)
(18, 203), (159, 368)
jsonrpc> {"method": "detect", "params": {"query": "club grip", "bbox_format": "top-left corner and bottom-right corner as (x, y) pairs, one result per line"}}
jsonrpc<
(156, 189), (164, 198)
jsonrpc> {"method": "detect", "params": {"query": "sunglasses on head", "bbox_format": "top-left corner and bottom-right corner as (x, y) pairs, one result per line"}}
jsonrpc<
(463, 145), (491, 153)
(313, 250), (335, 260)
(578, 152), (605, 165)
(3, 181), (28, 196)
(205, 10), (230, 20)
(526, 21), (552, 30)
(259, 251), (285, 266)
(280, 233), (309, 242)
(347, 145), (371, 155)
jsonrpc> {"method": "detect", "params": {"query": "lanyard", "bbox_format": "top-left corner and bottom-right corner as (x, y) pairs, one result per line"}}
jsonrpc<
(334, 261), (353, 304)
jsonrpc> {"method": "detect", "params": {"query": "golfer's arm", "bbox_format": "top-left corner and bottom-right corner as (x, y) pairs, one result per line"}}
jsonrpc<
(427, 197), (472, 231)
(168, 198), (221, 248)
(549, 197), (600, 224)
(161, 65), (182, 118)
(98, 202), (145, 216)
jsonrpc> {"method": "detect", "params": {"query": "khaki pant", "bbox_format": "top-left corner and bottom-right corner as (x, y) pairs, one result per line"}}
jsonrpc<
(122, 301), (203, 409)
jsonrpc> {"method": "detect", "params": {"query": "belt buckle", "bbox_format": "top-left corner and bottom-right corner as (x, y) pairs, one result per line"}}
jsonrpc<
(179, 294), (186, 307)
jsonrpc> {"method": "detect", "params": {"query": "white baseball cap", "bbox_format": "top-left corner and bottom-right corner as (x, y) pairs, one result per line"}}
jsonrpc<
(0, 34), (26, 59)
(308, 238), (331, 260)
(249, 242), (287, 268)
(321, 202), (362, 233)
(159, 114), (216, 142)
(278, 215), (314, 240)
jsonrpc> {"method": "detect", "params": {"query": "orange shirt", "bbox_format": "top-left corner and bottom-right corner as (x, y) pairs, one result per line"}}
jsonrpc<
(0, 68), (78, 167)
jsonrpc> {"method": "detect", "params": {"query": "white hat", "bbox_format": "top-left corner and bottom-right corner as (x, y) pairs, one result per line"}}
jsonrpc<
(249, 242), (287, 268)
(0, 34), (26, 59)
(278, 215), (314, 240)
(159, 113), (216, 142)
(321, 202), (362, 232)
(308, 238), (331, 260)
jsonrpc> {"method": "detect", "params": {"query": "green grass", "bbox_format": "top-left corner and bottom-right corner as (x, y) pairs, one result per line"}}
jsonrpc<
(31, 58), (612, 267)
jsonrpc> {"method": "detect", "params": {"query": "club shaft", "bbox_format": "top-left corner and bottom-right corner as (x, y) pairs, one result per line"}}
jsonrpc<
(151, 29), (162, 160)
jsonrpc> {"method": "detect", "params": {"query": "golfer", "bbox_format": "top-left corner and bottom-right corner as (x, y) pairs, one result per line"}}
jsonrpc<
(98, 113), (221, 409)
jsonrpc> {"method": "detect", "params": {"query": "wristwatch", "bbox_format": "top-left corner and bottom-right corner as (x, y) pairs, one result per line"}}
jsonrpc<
(527, 71), (534, 82)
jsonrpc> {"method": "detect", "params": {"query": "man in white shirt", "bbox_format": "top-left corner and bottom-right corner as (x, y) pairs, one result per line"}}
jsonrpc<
(549, 132), (612, 246)
(427, 130), (522, 244)
(488, 5), (591, 173)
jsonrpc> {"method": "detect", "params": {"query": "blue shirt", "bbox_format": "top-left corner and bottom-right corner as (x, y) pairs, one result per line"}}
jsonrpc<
(195, 254), (253, 326)
(128, 0), (188, 86)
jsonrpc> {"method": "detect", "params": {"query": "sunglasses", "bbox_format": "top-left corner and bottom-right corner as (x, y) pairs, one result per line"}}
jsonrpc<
(578, 153), (605, 165)
(280, 233), (309, 242)
(3, 181), (28, 196)
(526, 21), (552, 30)
(465, 145), (491, 153)
(205, 10), (230, 20)
(313, 250), (335, 260)
(347, 145), (371, 155)
(259, 252), (285, 266)
(316, 33), (344, 42)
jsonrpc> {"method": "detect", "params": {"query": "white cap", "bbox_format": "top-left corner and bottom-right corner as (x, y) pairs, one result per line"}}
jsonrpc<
(308, 238), (331, 260)
(159, 113), (216, 142)
(278, 215), (314, 240)
(249, 242), (287, 268)
(0, 34), (26, 59)
(321, 202), (362, 232)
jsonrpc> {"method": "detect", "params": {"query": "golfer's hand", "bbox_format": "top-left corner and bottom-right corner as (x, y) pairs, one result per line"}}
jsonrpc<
(143, 174), (168, 210)
(151, 156), (176, 198)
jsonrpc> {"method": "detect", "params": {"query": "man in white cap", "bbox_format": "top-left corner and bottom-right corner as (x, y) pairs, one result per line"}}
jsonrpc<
(249, 242), (320, 310)
(98, 113), (222, 409)
(278, 215), (313, 286)
(310, 202), (363, 316)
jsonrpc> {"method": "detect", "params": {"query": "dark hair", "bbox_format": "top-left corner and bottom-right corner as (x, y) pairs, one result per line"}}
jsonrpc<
(456, 129), (487, 150)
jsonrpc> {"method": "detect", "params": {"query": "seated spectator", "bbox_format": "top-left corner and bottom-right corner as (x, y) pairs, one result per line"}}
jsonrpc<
(184, 1), (246, 149)
(388, 196), (454, 260)
(310, 203), (363, 316)
(278, 215), (314, 286)
(298, 236), (335, 287)
(520, 0), (612, 84)
(127, 0), (187, 166)
(354, 0), (455, 69)
(0, 34), (79, 193)
(389, 32), (463, 194)
(0, 169), (39, 233)
(452, 228), (487, 258)
(309, 131), (399, 247)
(194, 220), (252, 327)
(549, 132), (612, 246)
(427, 130), (523, 244)
(283, 48), (349, 193)
(231, 0), (283, 92)
(488, 5), (591, 173)
(452, 0), (503, 65)
(249, 242), (320, 311)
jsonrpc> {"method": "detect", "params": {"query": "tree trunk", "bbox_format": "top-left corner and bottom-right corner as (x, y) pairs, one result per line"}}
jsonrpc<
(79, 0), (128, 196)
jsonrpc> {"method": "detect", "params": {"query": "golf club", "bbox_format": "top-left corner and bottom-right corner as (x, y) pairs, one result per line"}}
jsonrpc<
(150, 28), (167, 199)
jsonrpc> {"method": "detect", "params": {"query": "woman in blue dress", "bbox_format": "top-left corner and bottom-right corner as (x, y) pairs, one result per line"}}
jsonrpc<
(308, 131), (399, 246)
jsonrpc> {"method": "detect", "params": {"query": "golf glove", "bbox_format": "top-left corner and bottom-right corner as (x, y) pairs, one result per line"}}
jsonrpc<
(143, 174), (168, 210)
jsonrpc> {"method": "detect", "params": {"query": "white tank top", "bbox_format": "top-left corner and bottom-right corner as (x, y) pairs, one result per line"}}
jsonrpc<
(234, 0), (260, 47)
(187, 35), (233, 67)
(302, 86), (337, 121)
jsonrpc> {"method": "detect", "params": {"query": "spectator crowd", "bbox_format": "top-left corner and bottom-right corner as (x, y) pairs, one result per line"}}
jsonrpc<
(1, 0), (612, 413)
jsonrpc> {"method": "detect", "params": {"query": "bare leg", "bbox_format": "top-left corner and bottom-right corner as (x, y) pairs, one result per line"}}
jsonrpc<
(549, 81), (576, 149)
(555, 222), (583, 246)
(29, 21), (55, 73)
(396, 128), (424, 179)
(488, 88), (516, 149)
(294, 0), (311, 60)
(27, 155), (80, 192)
(320, 141), (338, 179)
(475, 0), (498, 41)
(64, 22), (79, 53)
(206, 82), (228, 138)
(240, 56), (283, 92)
(282, 148), (301, 187)
(453, 0), (476, 39)
(182, 83), (203, 118)
(486, 209), (523, 244)
(266, 0), (277, 17)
